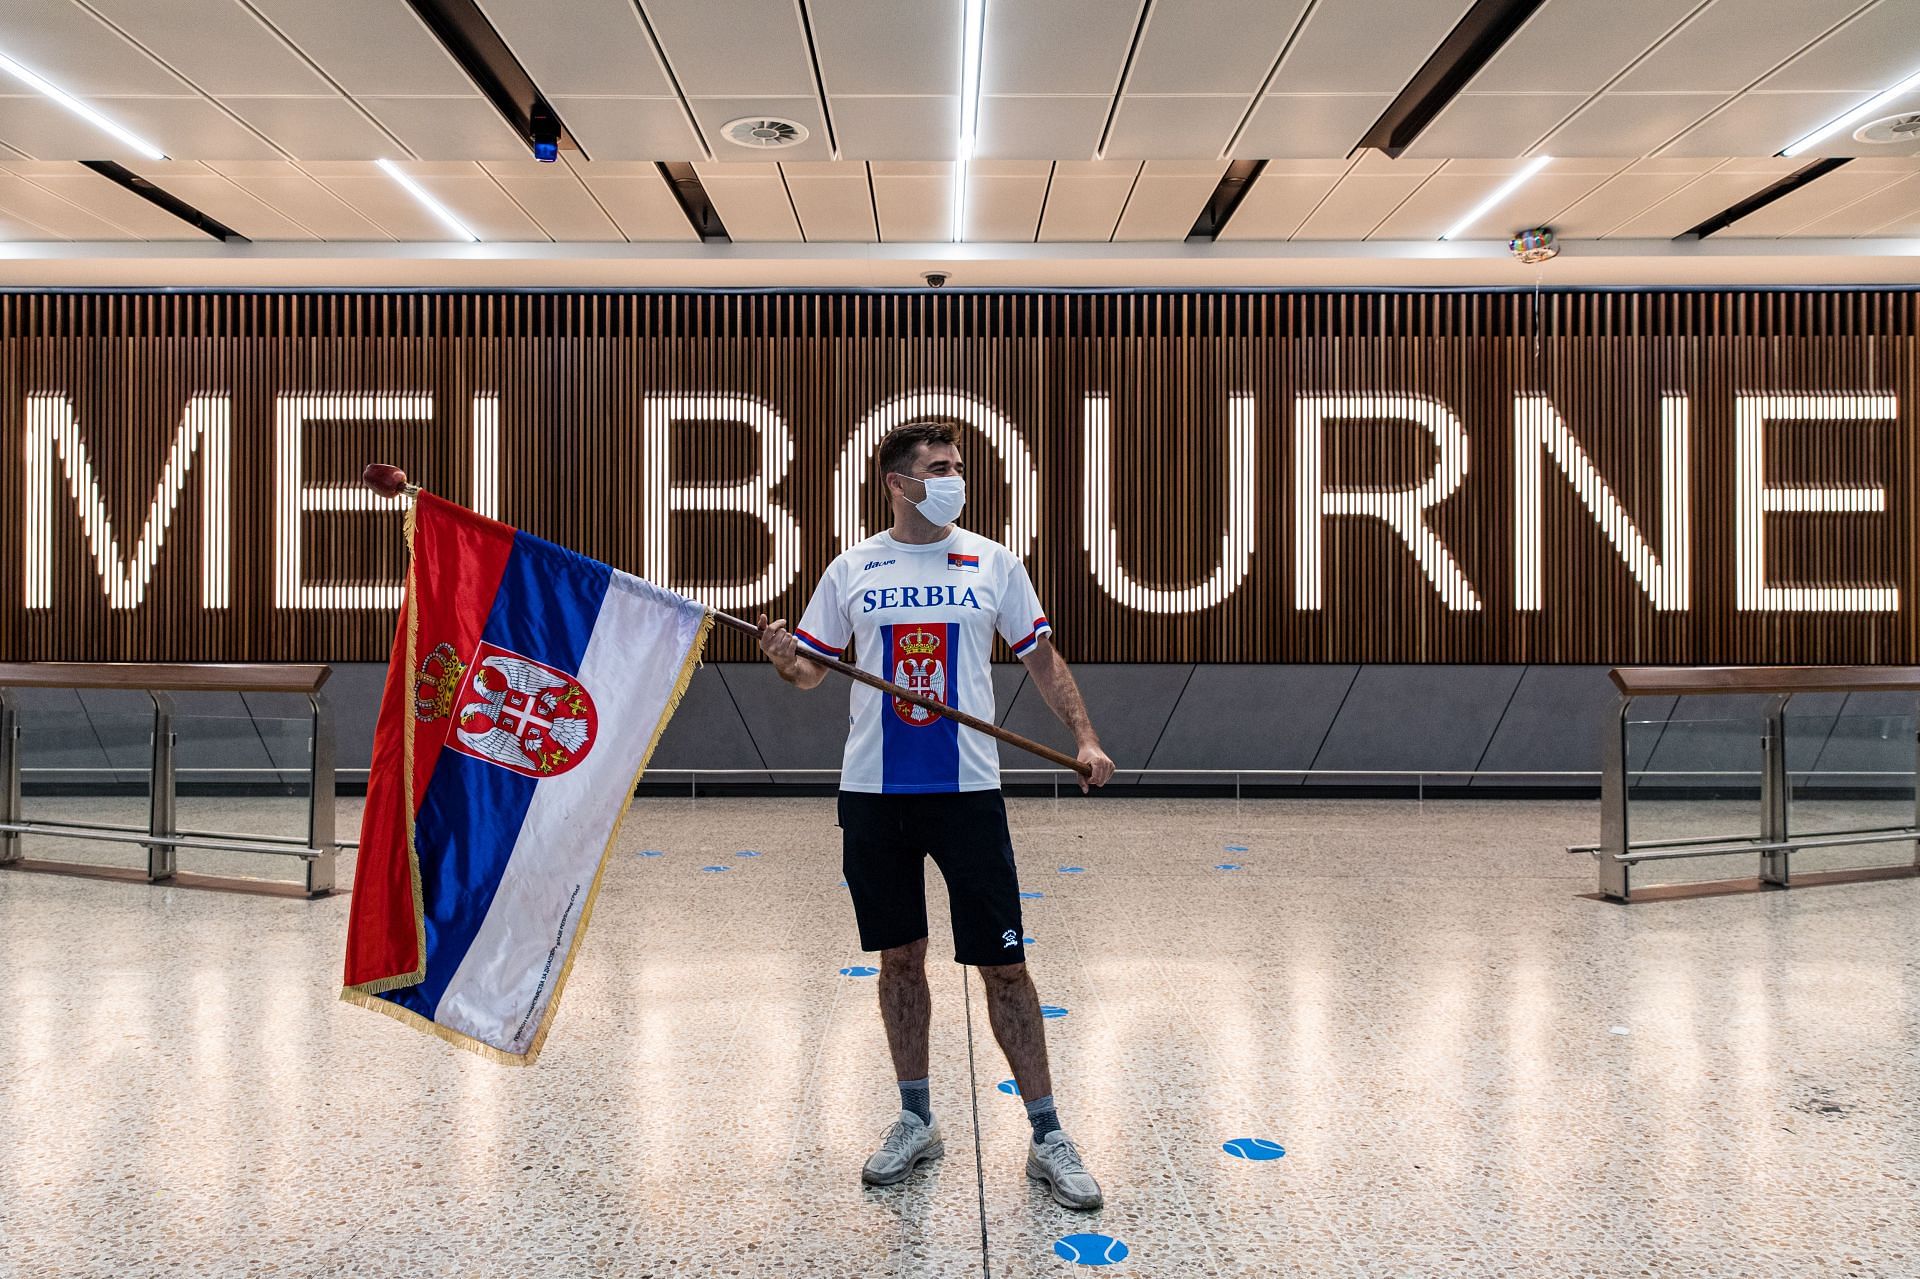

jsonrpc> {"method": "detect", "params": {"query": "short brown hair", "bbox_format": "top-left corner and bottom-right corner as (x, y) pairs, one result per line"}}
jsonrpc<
(877, 420), (956, 477)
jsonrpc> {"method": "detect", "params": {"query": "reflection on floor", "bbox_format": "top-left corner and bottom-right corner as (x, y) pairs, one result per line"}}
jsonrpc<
(3, 796), (1918, 1278)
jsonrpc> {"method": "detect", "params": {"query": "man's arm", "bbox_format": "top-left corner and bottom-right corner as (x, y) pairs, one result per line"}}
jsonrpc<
(758, 614), (830, 690)
(1018, 635), (1115, 793)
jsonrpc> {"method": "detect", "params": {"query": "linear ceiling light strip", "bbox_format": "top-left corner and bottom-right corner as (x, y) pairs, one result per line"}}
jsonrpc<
(1357, 0), (1549, 157)
(0, 49), (167, 160)
(952, 0), (986, 241)
(375, 157), (481, 241)
(77, 161), (247, 241)
(1676, 158), (1851, 240)
(1782, 65), (1920, 157)
(1438, 154), (1551, 240)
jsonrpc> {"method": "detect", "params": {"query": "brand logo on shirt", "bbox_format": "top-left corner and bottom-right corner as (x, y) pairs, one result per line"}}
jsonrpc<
(862, 559), (896, 571)
(947, 552), (980, 573)
(890, 623), (950, 727)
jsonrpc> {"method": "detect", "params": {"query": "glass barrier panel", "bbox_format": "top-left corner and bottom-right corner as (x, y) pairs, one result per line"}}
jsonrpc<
(16, 711), (153, 871)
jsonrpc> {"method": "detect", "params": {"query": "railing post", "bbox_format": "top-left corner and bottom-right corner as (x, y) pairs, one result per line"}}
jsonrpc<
(147, 692), (177, 882)
(305, 691), (337, 896)
(1598, 695), (1631, 900)
(0, 689), (19, 865)
(1759, 694), (1791, 887)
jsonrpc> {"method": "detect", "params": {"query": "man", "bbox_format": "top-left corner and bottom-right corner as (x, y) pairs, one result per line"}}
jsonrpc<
(757, 420), (1117, 1210)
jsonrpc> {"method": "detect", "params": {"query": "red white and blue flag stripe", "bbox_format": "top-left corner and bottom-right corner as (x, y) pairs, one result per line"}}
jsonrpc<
(947, 552), (980, 573)
(1009, 615), (1051, 658)
(342, 493), (709, 1064)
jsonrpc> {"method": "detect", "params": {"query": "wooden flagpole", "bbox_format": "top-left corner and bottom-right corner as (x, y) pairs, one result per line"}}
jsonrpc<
(363, 464), (1091, 779)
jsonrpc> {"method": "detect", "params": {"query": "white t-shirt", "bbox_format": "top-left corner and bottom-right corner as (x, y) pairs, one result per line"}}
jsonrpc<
(794, 526), (1052, 794)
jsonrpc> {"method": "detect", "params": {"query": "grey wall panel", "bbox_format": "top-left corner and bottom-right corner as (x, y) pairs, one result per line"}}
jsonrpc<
(168, 690), (279, 784)
(1473, 666), (1616, 786)
(1145, 664), (1357, 776)
(996, 664), (1194, 784)
(1640, 693), (1780, 785)
(9, 686), (114, 779)
(319, 664), (387, 775)
(647, 666), (772, 781)
(720, 663), (851, 784)
(1309, 665), (1525, 784)
(1782, 691), (1846, 775)
(1804, 691), (1920, 790)
(76, 688), (159, 782)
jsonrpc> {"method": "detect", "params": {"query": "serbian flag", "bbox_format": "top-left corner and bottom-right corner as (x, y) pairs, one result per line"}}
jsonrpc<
(341, 492), (710, 1064)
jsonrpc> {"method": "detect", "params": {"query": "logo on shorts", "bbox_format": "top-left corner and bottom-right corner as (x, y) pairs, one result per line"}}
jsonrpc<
(1001, 929), (1019, 949)
(890, 623), (950, 727)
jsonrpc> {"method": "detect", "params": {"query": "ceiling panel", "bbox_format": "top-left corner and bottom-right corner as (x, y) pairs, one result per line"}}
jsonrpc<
(870, 160), (951, 241)
(640, 0), (814, 97)
(1036, 159), (1136, 241)
(1113, 160), (1221, 240)
(1604, 162), (1790, 236)
(389, 161), (547, 239)
(546, 97), (703, 162)
(0, 94), (282, 161)
(1404, 159), (1625, 240)
(1126, 0), (1311, 96)
(983, 0), (1139, 97)
(567, 160), (697, 240)
(1541, 93), (1726, 156)
(1661, 90), (1863, 157)
(1611, 0), (1866, 95)
(360, 97), (528, 161)
(1760, 0), (1917, 92)
(1791, 172), (1920, 236)
(1216, 158), (1349, 240)
(0, 205), (54, 239)
(1290, 155), (1438, 239)
(11, 164), (207, 238)
(963, 160), (1049, 240)
(1792, 87), (1920, 158)
(1717, 165), (1910, 236)
(974, 96), (1108, 161)
(301, 162), (467, 238)
(693, 160), (801, 240)
(0, 168), (138, 237)
(1102, 96), (1245, 161)
(124, 160), (317, 238)
(82, 0), (331, 97)
(472, 0), (673, 96)
(1402, 94), (1586, 159)
(1467, 0), (1696, 94)
(207, 161), (391, 238)
(810, 0), (959, 97)
(482, 160), (622, 240)
(244, 0), (476, 97)
(686, 97), (832, 162)
(0, 94), (176, 161)
(0, 0), (185, 95)
(1547, 161), (1721, 237)
(1230, 94), (1389, 159)
(220, 97), (400, 162)
(779, 160), (875, 241)
(1268, 0), (1476, 95)
(832, 97), (959, 161)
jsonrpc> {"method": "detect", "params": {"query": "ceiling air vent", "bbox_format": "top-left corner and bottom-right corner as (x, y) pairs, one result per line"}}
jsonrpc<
(1853, 113), (1920, 145)
(721, 117), (809, 149)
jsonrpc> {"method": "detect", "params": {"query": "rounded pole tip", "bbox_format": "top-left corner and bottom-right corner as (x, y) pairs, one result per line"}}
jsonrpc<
(362, 463), (410, 497)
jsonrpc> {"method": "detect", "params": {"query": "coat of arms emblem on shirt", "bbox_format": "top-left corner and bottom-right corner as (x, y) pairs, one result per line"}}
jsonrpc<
(446, 642), (599, 777)
(891, 625), (949, 727)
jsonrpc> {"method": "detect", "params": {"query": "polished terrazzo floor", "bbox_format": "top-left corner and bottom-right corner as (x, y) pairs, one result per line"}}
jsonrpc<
(3, 795), (1918, 1278)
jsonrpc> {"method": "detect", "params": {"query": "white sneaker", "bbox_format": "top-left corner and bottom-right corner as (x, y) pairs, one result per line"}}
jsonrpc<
(1027, 1130), (1104, 1210)
(861, 1111), (944, 1186)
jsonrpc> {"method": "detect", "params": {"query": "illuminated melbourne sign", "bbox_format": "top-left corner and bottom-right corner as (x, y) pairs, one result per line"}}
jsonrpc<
(0, 289), (1912, 664)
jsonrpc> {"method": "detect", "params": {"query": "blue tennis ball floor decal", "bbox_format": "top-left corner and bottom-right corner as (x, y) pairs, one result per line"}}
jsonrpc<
(1215, 863), (1242, 871)
(1222, 1137), (1286, 1161)
(839, 965), (879, 977)
(700, 865), (730, 873)
(1019, 890), (1045, 900)
(637, 849), (664, 858)
(1058, 866), (1085, 874)
(996, 1079), (1021, 1097)
(1040, 1005), (1069, 1019)
(1054, 1233), (1129, 1266)
(736, 849), (760, 858)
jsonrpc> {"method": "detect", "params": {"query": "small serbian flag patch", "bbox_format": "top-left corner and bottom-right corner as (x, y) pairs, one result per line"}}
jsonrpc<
(947, 552), (980, 573)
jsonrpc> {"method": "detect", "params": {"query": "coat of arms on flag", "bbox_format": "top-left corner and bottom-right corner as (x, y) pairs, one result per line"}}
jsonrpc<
(341, 492), (711, 1065)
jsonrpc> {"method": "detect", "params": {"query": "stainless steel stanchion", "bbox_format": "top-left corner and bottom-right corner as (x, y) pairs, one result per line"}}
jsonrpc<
(1759, 695), (1791, 888)
(147, 692), (177, 882)
(305, 689), (337, 896)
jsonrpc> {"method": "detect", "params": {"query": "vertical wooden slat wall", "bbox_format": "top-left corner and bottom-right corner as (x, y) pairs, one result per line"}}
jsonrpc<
(0, 288), (1913, 665)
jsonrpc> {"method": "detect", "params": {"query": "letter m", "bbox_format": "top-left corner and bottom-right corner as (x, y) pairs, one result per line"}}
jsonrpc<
(24, 393), (232, 609)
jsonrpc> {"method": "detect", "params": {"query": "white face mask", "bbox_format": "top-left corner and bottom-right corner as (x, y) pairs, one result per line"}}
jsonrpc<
(900, 473), (966, 526)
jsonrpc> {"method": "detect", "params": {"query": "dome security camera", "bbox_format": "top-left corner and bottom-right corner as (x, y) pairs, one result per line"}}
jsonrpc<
(921, 271), (950, 289)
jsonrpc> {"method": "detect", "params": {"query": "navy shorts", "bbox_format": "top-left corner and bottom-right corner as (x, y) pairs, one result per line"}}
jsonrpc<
(836, 789), (1026, 967)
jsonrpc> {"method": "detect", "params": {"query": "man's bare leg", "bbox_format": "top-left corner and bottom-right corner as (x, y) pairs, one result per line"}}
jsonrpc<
(977, 960), (1053, 1100)
(878, 937), (931, 1081)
